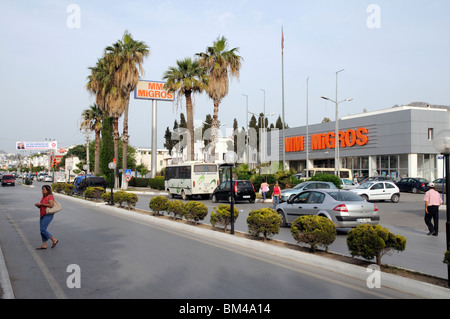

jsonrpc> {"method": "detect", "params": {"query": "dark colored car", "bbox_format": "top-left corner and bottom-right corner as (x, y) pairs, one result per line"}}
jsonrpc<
(2, 175), (15, 187)
(73, 176), (107, 195)
(395, 177), (429, 193)
(212, 180), (256, 203)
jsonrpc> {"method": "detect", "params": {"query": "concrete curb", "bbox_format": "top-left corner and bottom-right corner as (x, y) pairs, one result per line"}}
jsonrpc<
(0, 243), (14, 299)
(56, 193), (450, 299)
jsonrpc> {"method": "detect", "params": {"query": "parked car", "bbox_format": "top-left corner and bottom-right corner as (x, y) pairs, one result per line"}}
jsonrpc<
(2, 174), (15, 187)
(280, 181), (337, 202)
(395, 177), (429, 193)
(276, 189), (380, 228)
(432, 178), (444, 193)
(340, 178), (357, 190)
(38, 173), (49, 181)
(43, 176), (53, 182)
(350, 181), (400, 203)
(360, 176), (392, 184)
(72, 176), (107, 195)
(212, 180), (256, 203)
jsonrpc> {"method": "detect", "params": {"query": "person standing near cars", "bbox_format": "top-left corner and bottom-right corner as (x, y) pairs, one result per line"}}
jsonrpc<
(260, 181), (269, 203)
(34, 185), (59, 249)
(423, 182), (442, 236)
(272, 182), (281, 209)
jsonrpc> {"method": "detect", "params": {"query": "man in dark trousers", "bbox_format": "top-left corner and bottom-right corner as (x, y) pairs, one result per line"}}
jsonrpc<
(423, 182), (443, 236)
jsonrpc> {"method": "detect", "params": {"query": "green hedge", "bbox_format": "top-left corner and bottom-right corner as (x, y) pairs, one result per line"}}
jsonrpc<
(210, 204), (239, 233)
(291, 215), (336, 252)
(247, 208), (281, 240)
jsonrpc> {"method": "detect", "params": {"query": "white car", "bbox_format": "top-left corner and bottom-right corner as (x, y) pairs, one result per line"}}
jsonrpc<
(340, 178), (357, 190)
(43, 176), (53, 182)
(350, 181), (400, 203)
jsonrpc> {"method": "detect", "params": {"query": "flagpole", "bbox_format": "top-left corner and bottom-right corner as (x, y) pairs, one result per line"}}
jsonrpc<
(281, 26), (286, 171)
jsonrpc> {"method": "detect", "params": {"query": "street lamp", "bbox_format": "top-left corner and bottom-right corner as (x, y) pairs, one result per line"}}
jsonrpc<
(220, 151), (238, 235)
(108, 162), (116, 206)
(321, 95), (353, 177)
(433, 129), (450, 286)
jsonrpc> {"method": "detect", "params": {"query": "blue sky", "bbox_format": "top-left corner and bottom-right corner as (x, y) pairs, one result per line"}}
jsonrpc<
(1, 0), (449, 154)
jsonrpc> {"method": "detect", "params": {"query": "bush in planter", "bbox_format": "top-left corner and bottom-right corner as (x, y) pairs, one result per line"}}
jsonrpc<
(124, 192), (138, 209)
(247, 208), (281, 241)
(290, 215), (336, 252)
(210, 204), (239, 232)
(149, 196), (169, 216)
(183, 201), (208, 225)
(63, 183), (75, 195)
(114, 190), (128, 208)
(85, 187), (105, 200)
(347, 224), (406, 266)
(443, 249), (450, 265)
(167, 200), (185, 219)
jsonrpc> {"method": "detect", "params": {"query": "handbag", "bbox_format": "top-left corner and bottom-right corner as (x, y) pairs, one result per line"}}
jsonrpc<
(46, 200), (62, 214)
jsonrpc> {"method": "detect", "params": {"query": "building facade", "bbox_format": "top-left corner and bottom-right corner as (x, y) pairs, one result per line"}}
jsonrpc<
(268, 106), (449, 181)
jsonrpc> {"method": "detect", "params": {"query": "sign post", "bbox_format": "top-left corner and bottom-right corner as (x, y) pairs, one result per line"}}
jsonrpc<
(134, 80), (174, 178)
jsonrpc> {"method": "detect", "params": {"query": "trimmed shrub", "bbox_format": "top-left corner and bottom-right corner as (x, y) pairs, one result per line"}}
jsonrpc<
(114, 190), (128, 208)
(125, 192), (138, 209)
(63, 183), (75, 195)
(149, 176), (165, 190)
(85, 187), (105, 201)
(247, 208), (281, 240)
(149, 196), (169, 216)
(210, 204), (239, 232)
(443, 249), (450, 266)
(347, 224), (406, 266)
(290, 215), (336, 252)
(183, 201), (208, 225)
(167, 200), (185, 219)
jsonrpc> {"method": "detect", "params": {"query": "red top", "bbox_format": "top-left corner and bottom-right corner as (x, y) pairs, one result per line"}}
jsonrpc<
(273, 186), (281, 196)
(40, 195), (54, 218)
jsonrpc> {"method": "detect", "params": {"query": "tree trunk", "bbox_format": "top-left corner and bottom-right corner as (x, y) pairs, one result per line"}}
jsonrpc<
(210, 98), (220, 160)
(113, 117), (120, 189)
(122, 98), (130, 189)
(185, 91), (195, 162)
(94, 129), (101, 175)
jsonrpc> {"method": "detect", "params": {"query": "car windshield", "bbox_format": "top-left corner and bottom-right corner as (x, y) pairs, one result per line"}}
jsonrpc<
(357, 182), (374, 189)
(293, 182), (307, 189)
(237, 181), (252, 187)
(328, 191), (364, 202)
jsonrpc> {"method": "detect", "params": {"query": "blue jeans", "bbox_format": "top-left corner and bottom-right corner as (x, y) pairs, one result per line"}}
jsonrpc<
(40, 214), (54, 242)
(273, 196), (280, 209)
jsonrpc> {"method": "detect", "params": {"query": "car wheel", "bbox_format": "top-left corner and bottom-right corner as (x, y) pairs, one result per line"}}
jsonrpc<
(212, 194), (218, 203)
(412, 187), (418, 194)
(361, 194), (369, 201)
(277, 210), (287, 227)
(391, 194), (400, 203)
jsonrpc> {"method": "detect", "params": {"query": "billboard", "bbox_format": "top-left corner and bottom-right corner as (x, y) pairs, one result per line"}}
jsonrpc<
(134, 80), (174, 101)
(16, 141), (57, 150)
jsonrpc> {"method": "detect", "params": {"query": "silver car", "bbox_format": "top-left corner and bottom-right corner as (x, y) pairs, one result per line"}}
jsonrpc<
(280, 181), (337, 202)
(276, 189), (380, 229)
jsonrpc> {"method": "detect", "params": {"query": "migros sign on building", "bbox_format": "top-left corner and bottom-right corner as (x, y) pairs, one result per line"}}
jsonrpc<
(285, 127), (369, 153)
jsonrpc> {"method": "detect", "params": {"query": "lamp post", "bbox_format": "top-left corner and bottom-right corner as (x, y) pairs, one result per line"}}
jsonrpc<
(242, 94), (249, 166)
(108, 162), (116, 206)
(220, 152), (238, 235)
(321, 95), (353, 177)
(433, 129), (450, 286)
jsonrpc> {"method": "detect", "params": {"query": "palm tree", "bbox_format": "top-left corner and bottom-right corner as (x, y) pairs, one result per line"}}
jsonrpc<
(105, 31), (149, 188)
(87, 57), (124, 187)
(163, 58), (208, 161)
(197, 36), (242, 159)
(81, 104), (104, 175)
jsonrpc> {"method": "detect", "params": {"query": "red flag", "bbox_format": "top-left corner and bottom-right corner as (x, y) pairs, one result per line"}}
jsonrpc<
(281, 27), (284, 49)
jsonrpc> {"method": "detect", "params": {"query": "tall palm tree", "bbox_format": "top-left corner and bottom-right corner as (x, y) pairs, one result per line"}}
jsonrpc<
(81, 104), (104, 175)
(105, 30), (149, 188)
(197, 36), (242, 159)
(87, 57), (124, 187)
(163, 58), (208, 161)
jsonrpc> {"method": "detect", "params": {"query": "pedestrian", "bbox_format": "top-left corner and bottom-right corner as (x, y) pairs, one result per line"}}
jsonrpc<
(34, 185), (59, 249)
(423, 182), (442, 236)
(260, 181), (269, 203)
(272, 182), (281, 209)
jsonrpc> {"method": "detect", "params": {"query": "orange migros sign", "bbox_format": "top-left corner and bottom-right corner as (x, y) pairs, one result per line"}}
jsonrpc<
(285, 127), (369, 152)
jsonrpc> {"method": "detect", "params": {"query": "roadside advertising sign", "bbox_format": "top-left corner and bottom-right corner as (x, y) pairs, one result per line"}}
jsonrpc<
(134, 80), (174, 101)
(16, 141), (57, 150)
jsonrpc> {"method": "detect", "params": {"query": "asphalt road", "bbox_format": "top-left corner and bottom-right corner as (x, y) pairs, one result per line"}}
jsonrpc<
(0, 183), (424, 300)
(133, 188), (449, 279)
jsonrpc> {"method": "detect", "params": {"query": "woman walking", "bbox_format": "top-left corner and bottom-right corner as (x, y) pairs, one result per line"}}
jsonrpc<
(272, 182), (281, 209)
(34, 185), (59, 250)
